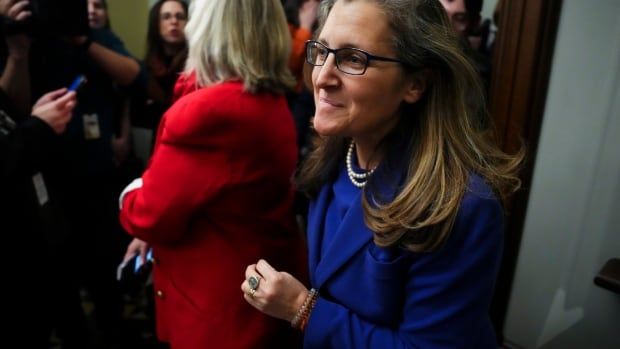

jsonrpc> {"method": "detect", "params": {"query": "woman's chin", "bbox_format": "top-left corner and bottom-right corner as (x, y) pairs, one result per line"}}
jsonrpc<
(313, 119), (342, 137)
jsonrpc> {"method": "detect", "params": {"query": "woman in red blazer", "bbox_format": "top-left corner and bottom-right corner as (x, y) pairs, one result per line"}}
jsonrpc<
(118, 0), (306, 348)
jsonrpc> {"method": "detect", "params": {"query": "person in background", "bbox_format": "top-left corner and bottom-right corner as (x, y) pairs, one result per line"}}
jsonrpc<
(281, 0), (321, 227)
(55, 0), (144, 347)
(79, 0), (135, 169)
(242, 0), (523, 348)
(119, 0), (306, 348)
(1, 0), (144, 346)
(439, 0), (483, 44)
(131, 0), (188, 152)
(81, 0), (141, 86)
(131, 1), (188, 341)
(438, 0), (491, 89)
(282, 0), (319, 147)
(1, 2), (77, 347)
(485, 0), (503, 57)
(283, 0), (319, 86)
(1, 88), (76, 349)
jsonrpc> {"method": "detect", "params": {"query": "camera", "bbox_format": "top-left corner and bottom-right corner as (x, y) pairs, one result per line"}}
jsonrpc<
(1, 0), (89, 37)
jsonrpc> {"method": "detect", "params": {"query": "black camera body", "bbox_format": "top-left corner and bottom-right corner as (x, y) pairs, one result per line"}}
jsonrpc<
(1, 0), (89, 37)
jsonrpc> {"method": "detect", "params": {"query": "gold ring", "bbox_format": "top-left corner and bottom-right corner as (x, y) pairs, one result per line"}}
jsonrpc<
(250, 288), (256, 297)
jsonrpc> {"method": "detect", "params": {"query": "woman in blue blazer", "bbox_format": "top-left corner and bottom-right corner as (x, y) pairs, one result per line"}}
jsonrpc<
(242, 0), (523, 348)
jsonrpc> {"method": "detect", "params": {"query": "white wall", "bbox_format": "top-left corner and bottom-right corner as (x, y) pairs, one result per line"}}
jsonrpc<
(503, 0), (620, 348)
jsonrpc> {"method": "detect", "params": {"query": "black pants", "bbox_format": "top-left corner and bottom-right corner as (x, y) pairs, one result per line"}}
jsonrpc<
(56, 175), (131, 348)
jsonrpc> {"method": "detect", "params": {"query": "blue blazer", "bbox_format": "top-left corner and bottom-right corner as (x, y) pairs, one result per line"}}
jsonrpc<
(304, 170), (503, 348)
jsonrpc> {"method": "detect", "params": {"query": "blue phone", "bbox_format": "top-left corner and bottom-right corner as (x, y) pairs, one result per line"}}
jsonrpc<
(68, 75), (87, 92)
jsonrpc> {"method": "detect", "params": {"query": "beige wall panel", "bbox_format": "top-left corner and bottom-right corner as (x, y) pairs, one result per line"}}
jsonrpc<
(107, 0), (150, 59)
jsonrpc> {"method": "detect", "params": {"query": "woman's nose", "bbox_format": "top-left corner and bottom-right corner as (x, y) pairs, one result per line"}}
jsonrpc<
(314, 54), (340, 88)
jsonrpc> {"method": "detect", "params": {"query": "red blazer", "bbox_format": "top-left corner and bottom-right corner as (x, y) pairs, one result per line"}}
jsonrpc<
(120, 77), (306, 349)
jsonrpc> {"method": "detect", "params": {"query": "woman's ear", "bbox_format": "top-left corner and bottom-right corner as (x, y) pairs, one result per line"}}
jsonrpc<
(402, 69), (430, 104)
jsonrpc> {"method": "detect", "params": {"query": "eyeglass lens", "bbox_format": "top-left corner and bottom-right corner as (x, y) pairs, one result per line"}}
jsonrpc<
(307, 42), (368, 75)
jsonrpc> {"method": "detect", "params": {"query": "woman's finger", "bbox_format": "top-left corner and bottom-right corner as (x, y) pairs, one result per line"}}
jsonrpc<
(37, 88), (68, 106)
(255, 259), (278, 280)
(139, 246), (147, 267)
(243, 292), (261, 307)
(54, 91), (77, 108)
(122, 247), (137, 263)
(14, 10), (31, 21)
(241, 279), (261, 300)
(244, 264), (257, 278)
(7, 0), (30, 19)
(62, 101), (76, 113)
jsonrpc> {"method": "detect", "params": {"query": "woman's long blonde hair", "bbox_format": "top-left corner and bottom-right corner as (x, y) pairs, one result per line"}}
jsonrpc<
(297, 0), (524, 253)
(184, 0), (295, 94)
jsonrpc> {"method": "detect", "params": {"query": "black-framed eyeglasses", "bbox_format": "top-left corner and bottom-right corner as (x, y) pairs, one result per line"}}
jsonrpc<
(305, 40), (408, 75)
(161, 13), (187, 21)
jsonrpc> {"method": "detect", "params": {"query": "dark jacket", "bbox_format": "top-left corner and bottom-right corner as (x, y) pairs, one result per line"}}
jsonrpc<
(0, 89), (69, 347)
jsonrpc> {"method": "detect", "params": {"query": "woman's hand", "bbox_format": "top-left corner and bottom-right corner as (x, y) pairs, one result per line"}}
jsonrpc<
(2, 0), (32, 59)
(241, 259), (309, 322)
(123, 238), (150, 266)
(0, 0), (31, 20)
(31, 89), (76, 134)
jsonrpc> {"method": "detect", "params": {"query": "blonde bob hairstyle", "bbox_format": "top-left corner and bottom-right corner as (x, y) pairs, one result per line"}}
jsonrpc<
(298, 0), (524, 253)
(184, 0), (295, 94)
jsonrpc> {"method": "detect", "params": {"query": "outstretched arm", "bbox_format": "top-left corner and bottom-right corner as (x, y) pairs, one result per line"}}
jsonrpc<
(87, 41), (140, 86)
(72, 33), (141, 87)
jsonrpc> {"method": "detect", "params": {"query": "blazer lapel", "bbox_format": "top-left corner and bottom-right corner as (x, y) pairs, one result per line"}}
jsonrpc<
(313, 190), (373, 288)
(306, 185), (331, 287)
(307, 146), (408, 288)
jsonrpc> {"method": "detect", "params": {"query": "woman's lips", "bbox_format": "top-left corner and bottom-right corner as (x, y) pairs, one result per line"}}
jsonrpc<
(319, 97), (344, 108)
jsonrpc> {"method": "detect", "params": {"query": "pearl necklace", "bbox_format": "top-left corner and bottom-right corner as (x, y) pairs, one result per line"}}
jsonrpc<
(346, 141), (376, 188)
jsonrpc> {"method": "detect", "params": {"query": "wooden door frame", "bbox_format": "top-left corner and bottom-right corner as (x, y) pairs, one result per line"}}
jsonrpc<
(487, 0), (564, 342)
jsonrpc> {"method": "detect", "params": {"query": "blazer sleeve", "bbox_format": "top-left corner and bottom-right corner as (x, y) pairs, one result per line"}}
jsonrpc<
(304, 193), (504, 349)
(119, 99), (234, 245)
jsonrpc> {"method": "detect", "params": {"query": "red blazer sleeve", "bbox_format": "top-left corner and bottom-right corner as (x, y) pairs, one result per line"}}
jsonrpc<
(119, 90), (234, 244)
